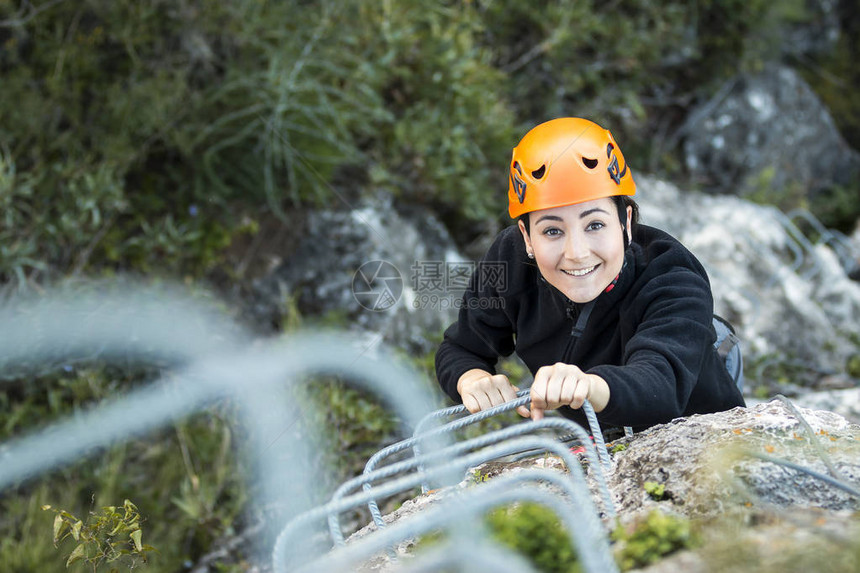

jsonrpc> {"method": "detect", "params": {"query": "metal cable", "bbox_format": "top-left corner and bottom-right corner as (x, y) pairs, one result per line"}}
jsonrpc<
(774, 395), (848, 482)
(581, 400), (611, 466)
(747, 451), (860, 499)
(787, 208), (858, 274)
(773, 210), (822, 281)
(391, 541), (538, 573)
(336, 417), (617, 545)
(410, 390), (611, 480)
(277, 467), (617, 573)
(361, 397), (611, 532)
(273, 436), (610, 572)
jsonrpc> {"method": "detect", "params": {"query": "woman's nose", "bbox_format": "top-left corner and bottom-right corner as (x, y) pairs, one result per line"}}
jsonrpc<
(563, 232), (589, 261)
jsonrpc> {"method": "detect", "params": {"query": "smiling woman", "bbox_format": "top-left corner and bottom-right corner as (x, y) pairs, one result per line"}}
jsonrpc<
(435, 118), (746, 432)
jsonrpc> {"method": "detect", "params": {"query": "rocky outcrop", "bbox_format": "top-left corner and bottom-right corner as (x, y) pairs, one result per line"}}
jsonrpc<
(682, 64), (860, 200)
(608, 399), (860, 516)
(247, 194), (464, 353)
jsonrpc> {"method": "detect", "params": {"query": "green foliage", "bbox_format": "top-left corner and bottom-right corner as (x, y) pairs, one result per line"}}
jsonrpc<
(0, 0), (518, 283)
(0, 0), (844, 284)
(612, 510), (697, 571)
(847, 354), (860, 379)
(485, 503), (581, 573)
(0, 366), (249, 572)
(807, 181), (860, 234)
(477, 0), (774, 170)
(42, 499), (155, 572)
(800, 5), (860, 152)
(644, 481), (667, 501)
(294, 376), (401, 493)
(355, 1), (517, 223)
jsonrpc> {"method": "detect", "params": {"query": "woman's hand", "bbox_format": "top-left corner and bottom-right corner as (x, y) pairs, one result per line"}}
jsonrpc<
(457, 369), (530, 418)
(529, 363), (610, 421)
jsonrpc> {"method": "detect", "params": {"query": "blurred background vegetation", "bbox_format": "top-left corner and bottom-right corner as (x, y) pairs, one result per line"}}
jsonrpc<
(1, 0), (859, 570)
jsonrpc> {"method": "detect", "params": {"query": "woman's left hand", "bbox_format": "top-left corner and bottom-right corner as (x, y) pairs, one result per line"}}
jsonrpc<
(529, 363), (610, 421)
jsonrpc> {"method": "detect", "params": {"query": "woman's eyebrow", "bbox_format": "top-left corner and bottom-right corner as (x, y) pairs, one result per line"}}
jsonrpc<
(579, 208), (610, 219)
(534, 215), (564, 225)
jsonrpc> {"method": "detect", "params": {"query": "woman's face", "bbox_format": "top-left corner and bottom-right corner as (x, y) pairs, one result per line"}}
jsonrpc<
(518, 197), (632, 304)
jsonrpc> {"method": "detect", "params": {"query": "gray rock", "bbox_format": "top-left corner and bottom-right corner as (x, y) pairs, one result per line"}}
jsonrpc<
(249, 194), (463, 354)
(682, 64), (860, 200)
(609, 400), (860, 516)
(792, 387), (860, 425)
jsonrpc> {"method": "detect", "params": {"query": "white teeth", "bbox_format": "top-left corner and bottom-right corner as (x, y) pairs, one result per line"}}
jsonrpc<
(563, 266), (596, 277)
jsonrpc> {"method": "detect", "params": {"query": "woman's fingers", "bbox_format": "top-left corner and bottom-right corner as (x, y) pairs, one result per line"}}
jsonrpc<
(530, 363), (590, 418)
(460, 365), (594, 420)
(570, 376), (591, 409)
(460, 373), (522, 414)
(558, 376), (578, 406)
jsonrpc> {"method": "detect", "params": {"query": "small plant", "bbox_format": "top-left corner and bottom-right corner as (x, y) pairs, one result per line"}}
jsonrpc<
(415, 502), (581, 572)
(43, 499), (156, 572)
(485, 503), (581, 573)
(643, 481), (667, 501)
(470, 467), (491, 484)
(612, 510), (697, 571)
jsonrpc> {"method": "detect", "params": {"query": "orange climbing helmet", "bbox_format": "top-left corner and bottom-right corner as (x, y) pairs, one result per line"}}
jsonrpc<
(507, 117), (636, 219)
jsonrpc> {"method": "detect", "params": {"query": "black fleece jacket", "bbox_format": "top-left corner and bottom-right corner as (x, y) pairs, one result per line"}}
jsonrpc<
(435, 223), (746, 430)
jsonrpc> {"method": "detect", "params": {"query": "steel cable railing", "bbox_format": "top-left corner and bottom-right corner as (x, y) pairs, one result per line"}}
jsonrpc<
(275, 466), (617, 573)
(334, 416), (616, 545)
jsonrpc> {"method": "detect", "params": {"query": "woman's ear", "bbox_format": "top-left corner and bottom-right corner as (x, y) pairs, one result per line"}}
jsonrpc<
(517, 218), (534, 256)
(625, 205), (633, 244)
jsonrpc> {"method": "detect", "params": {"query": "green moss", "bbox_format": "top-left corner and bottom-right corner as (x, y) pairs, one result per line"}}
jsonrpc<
(486, 503), (582, 573)
(644, 481), (668, 501)
(612, 511), (698, 571)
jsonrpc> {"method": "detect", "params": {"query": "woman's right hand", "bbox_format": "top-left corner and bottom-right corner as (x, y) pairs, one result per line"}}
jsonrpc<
(456, 369), (530, 418)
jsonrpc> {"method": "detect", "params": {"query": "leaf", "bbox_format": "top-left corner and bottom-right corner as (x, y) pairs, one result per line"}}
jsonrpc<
(71, 520), (82, 541)
(52, 514), (65, 543)
(108, 520), (126, 536)
(66, 543), (86, 567)
(130, 529), (143, 552)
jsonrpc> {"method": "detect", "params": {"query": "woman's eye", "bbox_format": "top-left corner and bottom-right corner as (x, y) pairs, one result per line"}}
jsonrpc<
(586, 221), (605, 232)
(542, 227), (562, 237)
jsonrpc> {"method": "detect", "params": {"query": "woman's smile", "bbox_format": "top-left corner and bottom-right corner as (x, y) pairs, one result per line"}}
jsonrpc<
(561, 264), (599, 278)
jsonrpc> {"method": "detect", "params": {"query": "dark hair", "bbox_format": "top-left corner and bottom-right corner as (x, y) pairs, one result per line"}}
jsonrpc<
(612, 195), (639, 231)
(519, 196), (639, 236)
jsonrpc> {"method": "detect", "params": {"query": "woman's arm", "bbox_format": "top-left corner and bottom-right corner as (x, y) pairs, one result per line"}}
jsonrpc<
(435, 227), (525, 405)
